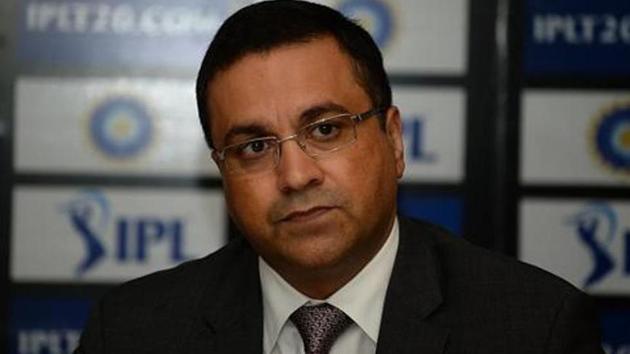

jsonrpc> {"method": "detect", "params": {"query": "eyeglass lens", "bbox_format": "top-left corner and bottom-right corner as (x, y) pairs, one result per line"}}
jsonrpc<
(224, 114), (358, 174)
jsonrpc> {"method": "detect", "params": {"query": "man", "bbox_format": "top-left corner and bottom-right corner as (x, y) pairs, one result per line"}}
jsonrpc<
(75, 1), (604, 353)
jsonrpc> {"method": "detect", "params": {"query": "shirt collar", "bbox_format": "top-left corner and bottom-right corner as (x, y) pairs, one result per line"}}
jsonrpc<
(259, 218), (400, 352)
(259, 256), (309, 354)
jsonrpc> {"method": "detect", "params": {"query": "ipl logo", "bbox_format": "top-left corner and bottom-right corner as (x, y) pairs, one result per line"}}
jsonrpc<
(567, 203), (630, 288)
(403, 116), (436, 163)
(61, 190), (191, 276)
(61, 190), (109, 276)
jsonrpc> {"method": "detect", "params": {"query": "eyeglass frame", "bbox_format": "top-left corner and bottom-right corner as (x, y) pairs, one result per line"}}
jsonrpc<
(213, 106), (388, 173)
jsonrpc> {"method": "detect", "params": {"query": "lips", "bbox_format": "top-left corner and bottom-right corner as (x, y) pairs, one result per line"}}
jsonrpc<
(279, 206), (336, 223)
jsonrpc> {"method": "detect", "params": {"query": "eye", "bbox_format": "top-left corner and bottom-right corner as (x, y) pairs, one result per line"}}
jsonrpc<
(309, 121), (341, 141)
(235, 139), (273, 159)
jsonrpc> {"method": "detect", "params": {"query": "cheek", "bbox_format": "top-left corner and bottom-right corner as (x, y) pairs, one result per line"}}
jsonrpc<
(333, 142), (391, 204)
(354, 135), (392, 174)
(223, 177), (275, 229)
(353, 138), (397, 201)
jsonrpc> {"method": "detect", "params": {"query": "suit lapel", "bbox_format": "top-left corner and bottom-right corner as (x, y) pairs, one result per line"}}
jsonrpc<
(376, 217), (450, 354)
(183, 238), (264, 354)
(180, 218), (449, 354)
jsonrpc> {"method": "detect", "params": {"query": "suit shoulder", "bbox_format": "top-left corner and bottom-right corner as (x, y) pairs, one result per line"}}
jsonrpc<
(407, 218), (581, 297)
(78, 237), (259, 352)
(403, 219), (603, 352)
(101, 237), (252, 311)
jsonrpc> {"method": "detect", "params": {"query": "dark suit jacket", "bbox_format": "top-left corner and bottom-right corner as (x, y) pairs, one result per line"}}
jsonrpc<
(75, 217), (604, 353)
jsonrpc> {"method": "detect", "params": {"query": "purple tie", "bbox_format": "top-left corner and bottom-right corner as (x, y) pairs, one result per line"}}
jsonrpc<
(290, 303), (353, 354)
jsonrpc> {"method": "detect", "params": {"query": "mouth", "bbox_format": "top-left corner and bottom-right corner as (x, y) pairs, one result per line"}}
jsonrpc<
(279, 206), (336, 223)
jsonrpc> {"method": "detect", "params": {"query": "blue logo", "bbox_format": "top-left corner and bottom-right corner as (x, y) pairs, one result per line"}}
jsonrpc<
(338, 0), (394, 48)
(524, 0), (630, 76)
(8, 297), (92, 354)
(62, 190), (110, 275)
(403, 116), (436, 163)
(591, 103), (630, 176)
(61, 190), (191, 276)
(567, 203), (630, 288)
(89, 96), (153, 159)
(17, 0), (229, 69)
(600, 308), (630, 354)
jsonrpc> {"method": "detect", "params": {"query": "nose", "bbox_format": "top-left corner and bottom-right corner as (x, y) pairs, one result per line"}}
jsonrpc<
(275, 139), (324, 193)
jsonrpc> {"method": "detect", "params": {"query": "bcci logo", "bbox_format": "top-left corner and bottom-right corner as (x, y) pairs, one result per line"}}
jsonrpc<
(89, 96), (153, 159)
(61, 190), (190, 277)
(338, 0), (395, 48)
(567, 203), (630, 289)
(590, 101), (630, 179)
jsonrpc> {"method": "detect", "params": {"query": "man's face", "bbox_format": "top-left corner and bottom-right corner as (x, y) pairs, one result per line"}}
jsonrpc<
(208, 36), (405, 283)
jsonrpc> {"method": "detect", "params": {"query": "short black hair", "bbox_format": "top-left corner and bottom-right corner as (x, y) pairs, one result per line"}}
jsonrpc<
(196, 0), (391, 149)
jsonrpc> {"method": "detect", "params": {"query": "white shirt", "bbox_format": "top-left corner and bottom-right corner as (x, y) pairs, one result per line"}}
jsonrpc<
(259, 218), (400, 354)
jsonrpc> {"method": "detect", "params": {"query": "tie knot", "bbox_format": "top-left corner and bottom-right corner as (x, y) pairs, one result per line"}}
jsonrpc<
(290, 303), (353, 354)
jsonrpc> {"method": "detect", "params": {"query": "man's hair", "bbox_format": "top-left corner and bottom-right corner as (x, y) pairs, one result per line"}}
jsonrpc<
(195, 0), (392, 149)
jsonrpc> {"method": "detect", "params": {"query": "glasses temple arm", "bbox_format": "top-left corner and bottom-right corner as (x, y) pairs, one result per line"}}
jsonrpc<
(354, 106), (388, 122)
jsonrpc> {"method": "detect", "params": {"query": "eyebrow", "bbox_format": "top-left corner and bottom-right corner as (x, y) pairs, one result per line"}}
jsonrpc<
(222, 124), (274, 147)
(220, 102), (351, 147)
(298, 102), (350, 125)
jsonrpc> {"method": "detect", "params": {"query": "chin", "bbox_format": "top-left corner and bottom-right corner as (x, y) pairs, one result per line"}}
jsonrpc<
(283, 237), (351, 271)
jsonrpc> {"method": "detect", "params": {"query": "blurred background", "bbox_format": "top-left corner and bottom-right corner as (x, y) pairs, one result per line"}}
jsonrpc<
(1, 0), (629, 353)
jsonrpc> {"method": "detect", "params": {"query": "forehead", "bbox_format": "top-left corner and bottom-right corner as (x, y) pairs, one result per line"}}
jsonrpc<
(207, 36), (371, 144)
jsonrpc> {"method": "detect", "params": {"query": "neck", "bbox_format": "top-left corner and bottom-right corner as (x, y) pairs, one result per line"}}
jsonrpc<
(281, 260), (366, 299)
(270, 215), (395, 299)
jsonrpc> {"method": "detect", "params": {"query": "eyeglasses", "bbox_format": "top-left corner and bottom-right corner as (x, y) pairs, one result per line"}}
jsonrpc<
(214, 107), (387, 175)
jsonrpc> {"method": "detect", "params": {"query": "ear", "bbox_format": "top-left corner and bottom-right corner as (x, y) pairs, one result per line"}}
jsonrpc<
(384, 106), (405, 179)
(211, 150), (225, 174)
